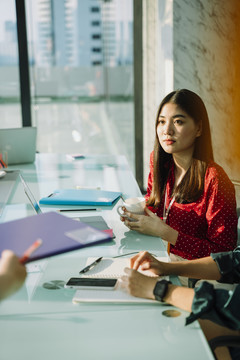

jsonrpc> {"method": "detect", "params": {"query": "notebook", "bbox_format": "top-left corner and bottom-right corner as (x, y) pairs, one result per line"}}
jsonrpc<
(72, 257), (169, 304)
(79, 257), (169, 279)
(72, 287), (158, 304)
(0, 212), (112, 263)
(0, 127), (37, 165)
(39, 189), (121, 206)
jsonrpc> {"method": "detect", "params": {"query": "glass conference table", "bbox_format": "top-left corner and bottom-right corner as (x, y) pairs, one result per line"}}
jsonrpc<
(0, 154), (214, 360)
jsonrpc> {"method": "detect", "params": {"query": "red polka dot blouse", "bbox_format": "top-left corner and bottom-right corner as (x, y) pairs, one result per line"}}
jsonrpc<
(145, 152), (238, 260)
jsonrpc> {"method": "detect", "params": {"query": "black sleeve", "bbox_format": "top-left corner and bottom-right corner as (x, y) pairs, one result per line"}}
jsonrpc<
(211, 246), (240, 284)
(186, 281), (240, 330)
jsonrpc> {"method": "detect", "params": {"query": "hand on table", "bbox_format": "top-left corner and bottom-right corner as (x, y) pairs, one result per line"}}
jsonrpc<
(130, 251), (167, 276)
(119, 267), (158, 299)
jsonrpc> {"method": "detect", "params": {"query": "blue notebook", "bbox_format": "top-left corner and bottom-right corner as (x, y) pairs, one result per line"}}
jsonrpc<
(0, 212), (112, 263)
(39, 189), (121, 206)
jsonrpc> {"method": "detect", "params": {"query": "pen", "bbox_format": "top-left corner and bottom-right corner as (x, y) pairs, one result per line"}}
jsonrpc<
(19, 238), (43, 264)
(59, 208), (97, 212)
(79, 257), (102, 274)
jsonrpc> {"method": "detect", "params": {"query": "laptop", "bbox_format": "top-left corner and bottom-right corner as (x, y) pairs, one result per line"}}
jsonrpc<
(0, 170), (20, 217)
(19, 173), (42, 214)
(19, 174), (114, 237)
(0, 127), (37, 165)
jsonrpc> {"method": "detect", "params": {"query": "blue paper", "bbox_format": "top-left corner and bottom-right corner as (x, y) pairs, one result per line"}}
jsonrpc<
(39, 189), (121, 206)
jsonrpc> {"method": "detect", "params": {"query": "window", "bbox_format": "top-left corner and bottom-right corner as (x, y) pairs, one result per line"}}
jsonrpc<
(0, 0), (21, 129)
(24, 0), (135, 173)
(91, 47), (101, 53)
(92, 60), (102, 65)
(92, 34), (101, 40)
(90, 7), (100, 13)
(91, 20), (101, 26)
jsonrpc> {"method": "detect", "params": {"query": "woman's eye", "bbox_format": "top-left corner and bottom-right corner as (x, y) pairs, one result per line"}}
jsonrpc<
(158, 119), (165, 125)
(174, 119), (183, 125)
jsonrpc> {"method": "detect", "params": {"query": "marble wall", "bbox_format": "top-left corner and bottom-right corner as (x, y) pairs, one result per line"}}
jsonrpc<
(173, 0), (240, 180)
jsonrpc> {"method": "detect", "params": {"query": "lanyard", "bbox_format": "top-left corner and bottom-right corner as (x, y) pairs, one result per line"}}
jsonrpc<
(163, 191), (175, 223)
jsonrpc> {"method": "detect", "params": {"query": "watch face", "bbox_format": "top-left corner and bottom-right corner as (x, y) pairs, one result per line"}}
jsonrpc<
(153, 280), (169, 302)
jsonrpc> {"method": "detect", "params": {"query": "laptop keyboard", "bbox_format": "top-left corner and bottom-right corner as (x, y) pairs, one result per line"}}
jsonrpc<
(0, 171), (19, 216)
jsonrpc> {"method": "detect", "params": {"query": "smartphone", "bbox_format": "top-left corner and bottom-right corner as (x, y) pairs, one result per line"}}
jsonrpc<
(64, 277), (117, 290)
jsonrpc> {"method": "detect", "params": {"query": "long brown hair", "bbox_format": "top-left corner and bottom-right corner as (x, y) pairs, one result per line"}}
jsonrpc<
(147, 89), (214, 206)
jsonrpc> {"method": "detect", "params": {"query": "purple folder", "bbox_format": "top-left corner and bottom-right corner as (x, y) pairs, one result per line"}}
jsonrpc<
(0, 212), (112, 263)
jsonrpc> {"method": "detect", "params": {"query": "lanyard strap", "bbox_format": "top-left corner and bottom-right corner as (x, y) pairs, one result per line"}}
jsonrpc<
(163, 191), (175, 223)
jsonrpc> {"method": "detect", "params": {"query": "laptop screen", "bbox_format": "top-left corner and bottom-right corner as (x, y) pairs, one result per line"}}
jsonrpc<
(19, 174), (42, 214)
(0, 127), (37, 165)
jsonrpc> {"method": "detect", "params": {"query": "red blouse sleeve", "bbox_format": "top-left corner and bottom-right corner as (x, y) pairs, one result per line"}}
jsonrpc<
(173, 164), (238, 259)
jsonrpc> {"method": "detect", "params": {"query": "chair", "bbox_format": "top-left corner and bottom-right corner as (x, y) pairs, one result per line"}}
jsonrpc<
(209, 335), (240, 359)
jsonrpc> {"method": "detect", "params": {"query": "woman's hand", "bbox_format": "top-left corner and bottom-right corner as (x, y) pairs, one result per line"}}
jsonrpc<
(120, 267), (158, 299)
(120, 268), (194, 311)
(121, 207), (165, 236)
(0, 250), (27, 300)
(130, 251), (167, 276)
(121, 207), (178, 244)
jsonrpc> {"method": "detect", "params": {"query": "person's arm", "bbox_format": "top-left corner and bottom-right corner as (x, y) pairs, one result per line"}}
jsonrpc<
(120, 269), (240, 330)
(172, 166), (238, 259)
(120, 267), (194, 311)
(130, 251), (221, 280)
(211, 246), (240, 283)
(0, 250), (27, 300)
(186, 282), (240, 330)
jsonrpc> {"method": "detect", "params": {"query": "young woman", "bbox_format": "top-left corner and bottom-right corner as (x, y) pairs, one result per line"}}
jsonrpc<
(121, 89), (237, 259)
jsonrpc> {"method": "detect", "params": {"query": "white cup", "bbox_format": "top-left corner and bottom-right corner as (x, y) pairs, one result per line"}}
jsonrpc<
(117, 196), (146, 221)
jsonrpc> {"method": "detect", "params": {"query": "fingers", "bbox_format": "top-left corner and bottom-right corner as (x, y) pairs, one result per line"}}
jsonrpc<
(122, 267), (131, 277)
(144, 207), (156, 217)
(1, 249), (15, 259)
(124, 219), (136, 230)
(119, 267), (156, 299)
(118, 267), (133, 289)
(124, 210), (140, 222)
(0, 250), (26, 275)
(123, 211), (143, 231)
(130, 251), (151, 270)
(129, 253), (140, 268)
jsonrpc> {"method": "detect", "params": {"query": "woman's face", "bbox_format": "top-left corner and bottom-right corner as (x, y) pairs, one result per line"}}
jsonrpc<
(157, 102), (201, 157)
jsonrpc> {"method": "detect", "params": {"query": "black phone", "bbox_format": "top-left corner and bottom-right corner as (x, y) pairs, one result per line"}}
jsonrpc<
(64, 277), (117, 290)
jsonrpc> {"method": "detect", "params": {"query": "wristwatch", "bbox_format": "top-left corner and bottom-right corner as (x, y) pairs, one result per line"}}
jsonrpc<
(153, 279), (172, 302)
